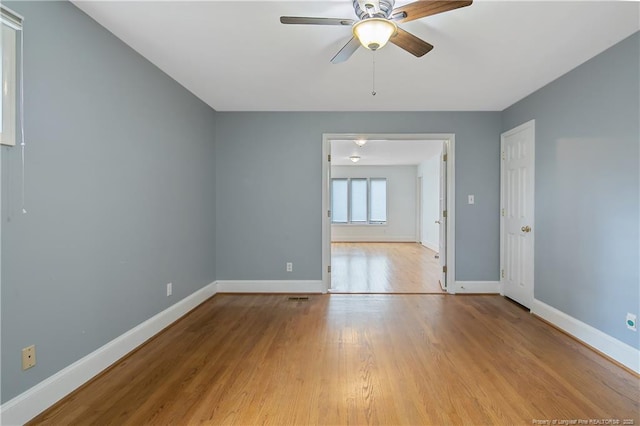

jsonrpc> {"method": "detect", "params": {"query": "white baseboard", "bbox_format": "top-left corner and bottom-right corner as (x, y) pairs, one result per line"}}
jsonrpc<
(532, 299), (640, 374)
(331, 236), (417, 242)
(453, 281), (501, 294)
(0, 282), (217, 426)
(216, 280), (324, 294)
(421, 241), (439, 252)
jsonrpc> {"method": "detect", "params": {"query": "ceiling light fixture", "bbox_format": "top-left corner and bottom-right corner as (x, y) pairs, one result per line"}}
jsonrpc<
(354, 139), (367, 147)
(352, 18), (397, 51)
(349, 155), (361, 163)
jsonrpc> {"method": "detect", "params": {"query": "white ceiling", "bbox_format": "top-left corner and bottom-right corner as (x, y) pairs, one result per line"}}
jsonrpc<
(331, 139), (443, 166)
(72, 1), (639, 112)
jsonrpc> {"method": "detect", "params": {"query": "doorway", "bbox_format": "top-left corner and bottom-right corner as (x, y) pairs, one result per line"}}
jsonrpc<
(321, 133), (456, 294)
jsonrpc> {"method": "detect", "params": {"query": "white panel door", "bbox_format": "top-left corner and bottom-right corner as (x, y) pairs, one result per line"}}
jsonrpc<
(438, 142), (447, 290)
(501, 120), (535, 308)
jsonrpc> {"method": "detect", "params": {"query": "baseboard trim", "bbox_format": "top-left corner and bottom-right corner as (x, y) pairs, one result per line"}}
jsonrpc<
(453, 281), (500, 294)
(421, 241), (439, 252)
(331, 236), (416, 243)
(532, 299), (640, 374)
(0, 282), (217, 426)
(216, 280), (324, 294)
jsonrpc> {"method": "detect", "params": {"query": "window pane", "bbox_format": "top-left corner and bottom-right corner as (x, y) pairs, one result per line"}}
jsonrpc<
(350, 179), (367, 222)
(0, 23), (17, 146)
(370, 178), (387, 223)
(331, 179), (348, 223)
(0, 27), (4, 134)
(0, 39), (3, 133)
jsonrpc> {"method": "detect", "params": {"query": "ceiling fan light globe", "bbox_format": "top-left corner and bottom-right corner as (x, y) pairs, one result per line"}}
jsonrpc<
(352, 18), (397, 51)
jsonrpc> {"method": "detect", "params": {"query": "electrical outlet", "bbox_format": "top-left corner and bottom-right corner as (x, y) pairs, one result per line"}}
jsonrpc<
(468, 195), (475, 205)
(286, 262), (293, 272)
(22, 345), (36, 370)
(626, 313), (636, 331)
(167, 282), (172, 297)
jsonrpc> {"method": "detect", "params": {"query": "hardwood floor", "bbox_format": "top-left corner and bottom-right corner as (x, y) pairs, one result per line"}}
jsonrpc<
(331, 242), (444, 293)
(30, 294), (638, 425)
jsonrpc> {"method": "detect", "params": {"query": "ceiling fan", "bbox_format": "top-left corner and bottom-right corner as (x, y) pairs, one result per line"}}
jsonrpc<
(280, 0), (472, 64)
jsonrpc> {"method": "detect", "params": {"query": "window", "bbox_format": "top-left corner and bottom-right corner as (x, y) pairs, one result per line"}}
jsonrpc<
(331, 178), (387, 224)
(1, 6), (22, 147)
(369, 178), (387, 223)
(350, 178), (367, 222)
(331, 179), (348, 223)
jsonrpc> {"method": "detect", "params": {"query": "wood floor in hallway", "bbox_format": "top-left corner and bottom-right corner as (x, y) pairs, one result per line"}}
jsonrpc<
(29, 294), (639, 425)
(331, 242), (444, 293)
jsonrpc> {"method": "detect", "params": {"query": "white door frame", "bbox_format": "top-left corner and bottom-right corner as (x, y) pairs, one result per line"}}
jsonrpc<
(438, 142), (448, 290)
(500, 120), (535, 306)
(416, 175), (423, 244)
(322, 133), (456, 293)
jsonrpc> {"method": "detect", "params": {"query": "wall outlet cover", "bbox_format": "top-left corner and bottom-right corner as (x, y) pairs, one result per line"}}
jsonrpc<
(22, 345), (36, 370)
(626, 313), (636, 331)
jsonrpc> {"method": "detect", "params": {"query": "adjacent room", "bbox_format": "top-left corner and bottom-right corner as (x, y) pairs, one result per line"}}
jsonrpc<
(1, 1), (638, 424)
(329, 137), (446, 293)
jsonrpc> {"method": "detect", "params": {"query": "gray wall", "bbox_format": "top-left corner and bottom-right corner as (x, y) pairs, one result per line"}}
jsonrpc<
(502, 32), (640, 348)
(215, 111), (502, 281)
(1, 1), (217, 402)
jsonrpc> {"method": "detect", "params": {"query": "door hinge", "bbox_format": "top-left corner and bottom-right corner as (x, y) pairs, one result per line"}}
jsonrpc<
(328, 209), (331, 218)
(501, 269), (505, 279)
(443, 153), (447, 162)
(501, 208), (505, 217)
(501, 151), (505, 160)
(328, 154), (331, 162)
(443, 210), (447, 218)
(328, 265), (331, 273)
(442, 265), (447, 273)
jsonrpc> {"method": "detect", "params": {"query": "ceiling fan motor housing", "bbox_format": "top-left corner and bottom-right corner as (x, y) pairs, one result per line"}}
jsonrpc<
(353, 0), (395, 19)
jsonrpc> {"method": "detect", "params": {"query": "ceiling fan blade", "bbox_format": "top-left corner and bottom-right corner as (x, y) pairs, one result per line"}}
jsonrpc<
(390, 27), (434, 57)
(331, 37), (361, 64)
(391, 1), (472, 23)
(280, 16), (355, 26)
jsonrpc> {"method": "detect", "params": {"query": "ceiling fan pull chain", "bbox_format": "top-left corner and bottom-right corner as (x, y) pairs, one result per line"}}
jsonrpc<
(371, 51), (377, 96)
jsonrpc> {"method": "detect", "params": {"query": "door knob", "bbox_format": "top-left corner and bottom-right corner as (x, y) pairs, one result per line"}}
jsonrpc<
(521, 225), (531, 233)
(435, 220), (441, 224)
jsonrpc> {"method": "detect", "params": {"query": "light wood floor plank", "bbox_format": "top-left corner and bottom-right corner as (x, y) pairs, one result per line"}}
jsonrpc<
(331, 242), (444, 293)
(29, 295), (639, 425)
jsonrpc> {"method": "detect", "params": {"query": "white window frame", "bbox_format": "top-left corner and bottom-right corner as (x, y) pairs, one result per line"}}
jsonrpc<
(368, 177), (387, 224)
(330, 178), (349, 224)
(1, 6), (22, 147)
(331, 177), (387, 225)
(349, 177), (368, 223)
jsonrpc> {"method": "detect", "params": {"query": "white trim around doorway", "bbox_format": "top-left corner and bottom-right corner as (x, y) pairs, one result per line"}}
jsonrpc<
(321, 133), (456, 294)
